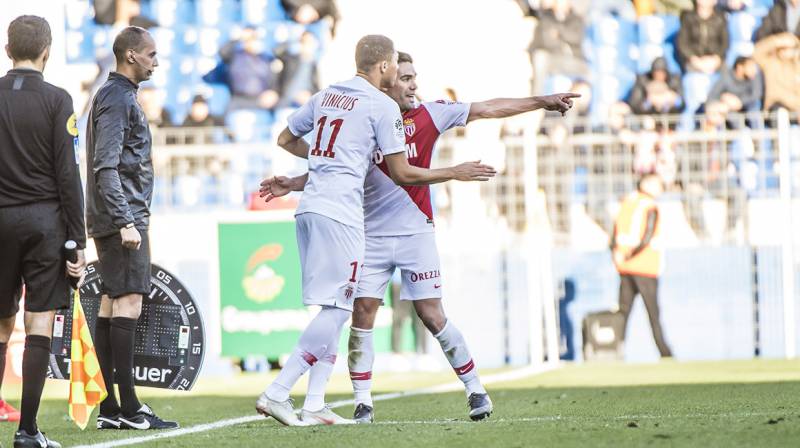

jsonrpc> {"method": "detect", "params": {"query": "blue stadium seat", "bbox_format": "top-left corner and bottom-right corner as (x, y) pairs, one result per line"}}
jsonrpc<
(151, 27), (177, 56)
(65, 0), (93, 30)
(241, 0), (288, 24)
(593, 45), (621, 74)
(151, 0), (195, 27)
(197, 0), (241, 27)
(727, 41), (755, 65)
(205, 84), (231, 116)
(226, 110), (274, 142)
(728, 12), (760, 43)
(198, 27), (225, 57)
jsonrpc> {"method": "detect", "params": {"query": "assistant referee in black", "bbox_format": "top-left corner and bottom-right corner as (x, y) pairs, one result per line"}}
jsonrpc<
(86, 26), (177, 430)
(0, 15), (86, 448)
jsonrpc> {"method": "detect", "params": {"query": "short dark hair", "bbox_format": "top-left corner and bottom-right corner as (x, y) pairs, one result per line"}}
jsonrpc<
(398, 51), (413, 64)
(733, 56), (752, 69)
(7, 15), (51, 61)
(355, 35), (395, 72)
(112, 26), (150, 63)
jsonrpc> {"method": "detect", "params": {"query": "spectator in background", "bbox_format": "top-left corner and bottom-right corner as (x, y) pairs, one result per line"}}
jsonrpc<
(755, 0), (800, 41)
(182, 95), (218, 127)
(707, 56), (763, 117)
(275, 31), (320, 108)
(627, 57), (684, 115)
(138, 86), (174, 127)
(281, 0), (340, 36)
(527, 0), (589, 94)
(752, 32), (800, 114)
(677, 0), (729, 76)
(633, 0), (693, 17)
(220, 26), (280, 112)
(93, 0), (158, 28)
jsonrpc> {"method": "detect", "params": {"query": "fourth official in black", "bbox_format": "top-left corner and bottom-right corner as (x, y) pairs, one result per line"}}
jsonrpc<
(85, 26), (178, 431)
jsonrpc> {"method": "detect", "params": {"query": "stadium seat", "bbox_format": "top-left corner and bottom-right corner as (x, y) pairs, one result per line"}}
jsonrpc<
(198, 27), (225, 57)
(226, 109), (274, 142)
(241, 0), (289, 24)
(64, 0), (93, 30)
(196, 0), (241, 27)
(727, 41), (755, 65)
(151, 0), (195, 27)
(728, 12), (759, 43)
(205, 84), (231, 116)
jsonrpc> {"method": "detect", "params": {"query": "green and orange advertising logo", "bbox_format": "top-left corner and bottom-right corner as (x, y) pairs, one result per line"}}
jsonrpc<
(241, 244), (286, 303)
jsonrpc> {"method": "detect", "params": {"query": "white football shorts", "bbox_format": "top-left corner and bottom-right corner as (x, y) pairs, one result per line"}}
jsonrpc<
(355, 232), (442, 302)
(296, 212), (365, 311)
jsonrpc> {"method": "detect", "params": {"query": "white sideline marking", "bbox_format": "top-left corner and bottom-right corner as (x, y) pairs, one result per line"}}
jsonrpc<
(72, 363), (558, 448)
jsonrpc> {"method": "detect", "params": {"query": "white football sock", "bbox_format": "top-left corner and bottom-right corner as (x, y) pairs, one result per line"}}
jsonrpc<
(266, 306), (351, 402)
(348, 327), (375, 407)
(434, 320), (486, 396)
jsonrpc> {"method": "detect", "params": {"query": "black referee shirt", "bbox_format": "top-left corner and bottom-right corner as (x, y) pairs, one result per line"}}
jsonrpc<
(0, 68), (86, 248)
(86, 72), (153, 238)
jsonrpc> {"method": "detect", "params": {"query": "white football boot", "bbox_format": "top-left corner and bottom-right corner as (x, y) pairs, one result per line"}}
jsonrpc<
(256, 393), (308, 426)
(300, 405), (357, 425)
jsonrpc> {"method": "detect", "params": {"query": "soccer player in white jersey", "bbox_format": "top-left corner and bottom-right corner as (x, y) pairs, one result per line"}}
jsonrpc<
(262, 51), (579, 423)
(255, 37), (497, 427)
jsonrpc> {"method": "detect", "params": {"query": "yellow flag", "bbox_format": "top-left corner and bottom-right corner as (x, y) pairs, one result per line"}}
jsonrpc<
(68, 290), (108, 429)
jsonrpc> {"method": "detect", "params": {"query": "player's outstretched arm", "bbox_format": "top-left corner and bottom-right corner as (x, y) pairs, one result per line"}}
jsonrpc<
(466, 92), (581, 122)
(383, 152), (496, 186)
(276, 127), (311, 159)
(258, 173), (308, 202)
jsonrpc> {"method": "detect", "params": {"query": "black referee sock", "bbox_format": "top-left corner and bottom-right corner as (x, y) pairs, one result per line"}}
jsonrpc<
(96, 317), (121, 416)
(19, 335), (50, 435)
(110, 317), (142, 417)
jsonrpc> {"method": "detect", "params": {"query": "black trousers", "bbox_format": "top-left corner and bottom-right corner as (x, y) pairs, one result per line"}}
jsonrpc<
(618, 274), (672, 357)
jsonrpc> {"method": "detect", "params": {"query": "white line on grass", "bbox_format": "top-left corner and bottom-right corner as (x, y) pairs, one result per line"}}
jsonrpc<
(72, 363), (559, 448)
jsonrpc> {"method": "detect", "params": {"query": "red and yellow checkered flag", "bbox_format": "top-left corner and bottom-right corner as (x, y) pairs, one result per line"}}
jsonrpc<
(68, 290), (108, 429)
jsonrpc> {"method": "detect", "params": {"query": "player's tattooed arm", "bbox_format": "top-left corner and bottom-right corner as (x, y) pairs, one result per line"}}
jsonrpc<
(259, 173), (308, 202)
(383, 152), (496, 186)
(467, 92), (581, 122)
(276, 127), (311, 159)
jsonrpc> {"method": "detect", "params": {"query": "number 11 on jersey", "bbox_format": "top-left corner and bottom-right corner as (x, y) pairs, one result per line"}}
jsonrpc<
(310, 115), (344, 158)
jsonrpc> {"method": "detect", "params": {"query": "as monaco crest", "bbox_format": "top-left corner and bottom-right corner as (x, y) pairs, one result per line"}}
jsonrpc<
(404, 118), (415, 137)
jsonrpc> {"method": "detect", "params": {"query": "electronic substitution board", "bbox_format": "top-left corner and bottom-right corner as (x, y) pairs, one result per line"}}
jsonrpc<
(48, 262), (205, 391)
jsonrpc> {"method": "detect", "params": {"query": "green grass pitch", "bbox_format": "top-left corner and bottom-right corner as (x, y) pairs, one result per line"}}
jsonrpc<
(0, 359), (798, 447)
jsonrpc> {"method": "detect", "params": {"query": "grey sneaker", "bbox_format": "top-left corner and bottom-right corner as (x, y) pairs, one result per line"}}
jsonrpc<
(256, 393), (308, 426)
(300, 405), (356, 425)
(468, 393), (493, 421)
(353, 403), (374, 423)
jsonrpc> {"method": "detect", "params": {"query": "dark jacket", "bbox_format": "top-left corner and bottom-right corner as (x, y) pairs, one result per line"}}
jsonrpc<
(708, 66), (763, 110)
(530, 9), (586, 60)
(0, 68), (86, 247)
(755, 0), (800, 41)
(627, 59), (685, 114)
(676, 9), (729, 67)
(86, 73), (153, 238)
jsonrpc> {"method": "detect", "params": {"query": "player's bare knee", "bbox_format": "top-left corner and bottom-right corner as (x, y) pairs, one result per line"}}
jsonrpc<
(352, 298), (381, 329)
(23, 310), (56, 337)
(414, 299), (446, 334)
(98, 294), (113, 318)
(0, 315), (16, 342)
(113, 293), (144, 319)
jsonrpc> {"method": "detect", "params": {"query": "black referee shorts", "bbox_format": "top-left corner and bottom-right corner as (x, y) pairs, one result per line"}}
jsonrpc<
(94, 229), (151, 299)
(0, 201), (71, 317)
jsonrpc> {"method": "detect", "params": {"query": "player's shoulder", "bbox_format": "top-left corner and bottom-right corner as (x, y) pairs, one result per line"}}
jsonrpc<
(40, 81), (73, 105)
(422, 99), (466, 109)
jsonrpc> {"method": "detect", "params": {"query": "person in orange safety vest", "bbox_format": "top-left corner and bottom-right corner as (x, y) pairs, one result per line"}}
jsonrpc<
(610, 173), (672, 358)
